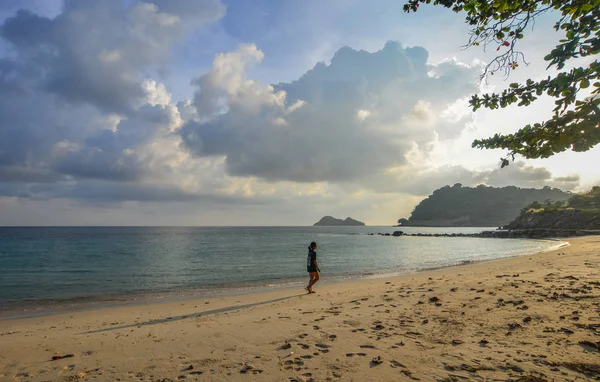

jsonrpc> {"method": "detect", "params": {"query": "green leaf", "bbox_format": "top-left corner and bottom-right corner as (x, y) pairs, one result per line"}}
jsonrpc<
(404, 0), (600, 163)
(580, 78), (590, 88)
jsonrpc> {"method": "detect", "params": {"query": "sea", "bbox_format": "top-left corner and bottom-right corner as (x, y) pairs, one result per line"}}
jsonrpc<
(0, 226), (566, 316)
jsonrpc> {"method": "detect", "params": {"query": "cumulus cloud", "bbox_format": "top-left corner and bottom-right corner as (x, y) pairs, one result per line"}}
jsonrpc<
(0, 0), (582, 225)
(0, 0), (224, 186)
(364, 161), (581, 196)
(0, 0), (224, 114)
(179, 41), (482, 183)
(52, 103), (182, 182)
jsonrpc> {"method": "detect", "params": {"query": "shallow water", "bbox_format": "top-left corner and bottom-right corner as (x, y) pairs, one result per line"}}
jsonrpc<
(0, 226), (565, 307)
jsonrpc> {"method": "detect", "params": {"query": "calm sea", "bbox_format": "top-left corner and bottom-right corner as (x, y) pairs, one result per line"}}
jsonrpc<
(0, 226), (565, 313)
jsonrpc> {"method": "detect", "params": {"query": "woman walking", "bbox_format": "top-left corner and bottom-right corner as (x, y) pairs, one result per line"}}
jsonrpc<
(305, 241), (320, 294)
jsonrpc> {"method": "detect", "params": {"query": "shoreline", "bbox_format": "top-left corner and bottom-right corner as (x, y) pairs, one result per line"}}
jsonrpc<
(1, 236), (599, 381)
(0, 238), (569, 321)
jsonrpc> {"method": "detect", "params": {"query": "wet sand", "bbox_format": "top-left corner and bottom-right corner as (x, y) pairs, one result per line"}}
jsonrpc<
(1, 236), (599, 381)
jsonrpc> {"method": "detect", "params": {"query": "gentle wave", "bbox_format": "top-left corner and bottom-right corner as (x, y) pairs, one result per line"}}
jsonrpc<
(0, 226), (565, 311)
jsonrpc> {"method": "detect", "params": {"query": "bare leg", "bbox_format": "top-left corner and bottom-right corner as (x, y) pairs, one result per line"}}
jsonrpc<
(306, 274), (314, 293)
(307, 272), (320, 292)
(306, 273), (316, 293)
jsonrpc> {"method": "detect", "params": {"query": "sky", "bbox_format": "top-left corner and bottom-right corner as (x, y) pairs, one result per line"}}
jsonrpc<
(0, 0), (598, 226)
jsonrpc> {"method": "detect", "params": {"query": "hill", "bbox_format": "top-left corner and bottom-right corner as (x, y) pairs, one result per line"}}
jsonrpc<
(506, 186), (600, 230)
(314, 216), (365, 226)
(398, 184), (571, 227)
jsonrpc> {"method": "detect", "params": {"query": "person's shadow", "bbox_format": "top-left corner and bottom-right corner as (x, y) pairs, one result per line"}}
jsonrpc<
(79, 293), (305, 335)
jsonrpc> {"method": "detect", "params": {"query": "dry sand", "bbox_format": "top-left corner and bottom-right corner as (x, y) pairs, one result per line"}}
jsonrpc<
(1, 237), (599, 382)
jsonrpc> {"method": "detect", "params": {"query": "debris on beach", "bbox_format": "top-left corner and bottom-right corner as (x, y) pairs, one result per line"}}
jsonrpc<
(51, 354), (74, 361)
(371, 356), (383, 366)
(240, 362), (262, 374)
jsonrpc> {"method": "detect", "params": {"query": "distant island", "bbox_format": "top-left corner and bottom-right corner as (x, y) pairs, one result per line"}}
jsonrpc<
(505, 186), (600, 231)
(314, 216), (365, 226)
(398, 184), (571, 227)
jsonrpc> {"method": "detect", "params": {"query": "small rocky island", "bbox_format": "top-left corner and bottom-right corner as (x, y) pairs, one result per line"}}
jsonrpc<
(314, 216), (365, 226)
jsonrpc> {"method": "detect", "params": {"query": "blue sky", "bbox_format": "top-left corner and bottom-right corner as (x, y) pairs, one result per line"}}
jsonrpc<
(148, 0), (475, 101)
(0, 0), (597, 226)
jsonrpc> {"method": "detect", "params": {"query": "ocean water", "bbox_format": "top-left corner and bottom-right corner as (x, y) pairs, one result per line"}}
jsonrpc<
(0, 226), (565, 310)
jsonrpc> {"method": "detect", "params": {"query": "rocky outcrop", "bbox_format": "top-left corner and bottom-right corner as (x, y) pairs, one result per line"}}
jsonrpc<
(505, 209), (600, 231)
(397, 184), (570, 227)
(369, 229), (600, 239)
(313, 216), (365, 226)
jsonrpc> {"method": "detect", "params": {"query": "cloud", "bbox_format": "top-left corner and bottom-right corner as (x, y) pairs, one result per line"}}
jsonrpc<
(52, 102), (182, 182)
(148, 0), (225, 23)
(475, 161), (578, 191)
(0, 0), (224, 114)
(0, 0), (583, 228)
(0, 1), (224, 186)
(179, 41), (482, 183)
(368, 161), (581, 195)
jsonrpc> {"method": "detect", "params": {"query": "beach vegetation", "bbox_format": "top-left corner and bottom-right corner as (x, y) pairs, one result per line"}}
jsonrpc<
(404, 0), (600, 167)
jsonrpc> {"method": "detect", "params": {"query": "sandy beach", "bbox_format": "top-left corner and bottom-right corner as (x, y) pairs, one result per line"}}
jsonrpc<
(1, 237), (599, 382)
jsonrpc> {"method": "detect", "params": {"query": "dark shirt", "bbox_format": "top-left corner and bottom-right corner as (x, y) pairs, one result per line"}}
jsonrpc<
(307, 247), (317, 271)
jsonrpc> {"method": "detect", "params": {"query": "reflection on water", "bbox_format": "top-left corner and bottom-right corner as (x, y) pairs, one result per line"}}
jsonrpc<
(0, 226), (564, 305)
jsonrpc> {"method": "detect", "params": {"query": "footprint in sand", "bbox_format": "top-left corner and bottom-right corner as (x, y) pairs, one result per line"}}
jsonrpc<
(390, 360), (405, 368)
(578, 340), (600, 352)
